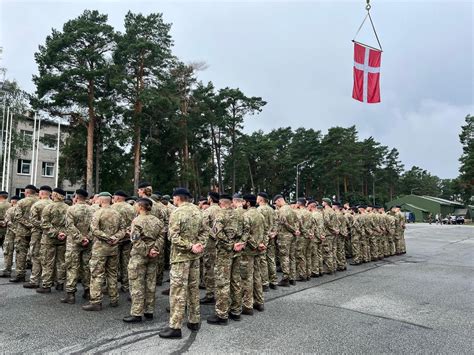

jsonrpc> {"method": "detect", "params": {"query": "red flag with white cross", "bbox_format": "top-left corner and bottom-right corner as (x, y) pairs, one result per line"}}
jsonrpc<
(352, 42), (381, 104)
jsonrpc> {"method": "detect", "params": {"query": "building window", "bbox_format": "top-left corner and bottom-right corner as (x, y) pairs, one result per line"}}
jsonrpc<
(20, 130), (33, 148)
(15, 188), (25, 198)
(17, 159), (31, 175)
(42, 162), (55, 177)
(42, 134), (57, 150)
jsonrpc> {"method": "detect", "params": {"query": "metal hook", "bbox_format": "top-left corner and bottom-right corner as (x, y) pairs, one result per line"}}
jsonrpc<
(366, 0), (371, 11)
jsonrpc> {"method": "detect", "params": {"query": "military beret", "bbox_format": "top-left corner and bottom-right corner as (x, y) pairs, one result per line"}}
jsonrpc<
(172, 187), (192, 198)
(10, 195), (20, 201)
(25, 184), (37, 191)
(322, 198), (332, 206)
(137, 197), (153, 205)
(358, 204), (367, 209)
(317, 205), (324, 210)
(199, 197), (208, 202)
(75, 189), (88, 198)
(98, 191), (112, 198)
(394, 205), (402, 209)
(219, 193), (232, 201)
(289, 201), (296, 205)
(257, 192), (269, 200)
(153, 191), (162, 197)
(53, 188), (66, 196)
(233, 193), (243, 199)
(114, 190), (128, 198)
(273, 194), (284, 203)
(162, 195), (171, 201)
(374, 205), (382, 209)
(306, 199), (317, 205)
(333, 201), (341, 207)
(208, 191), (220, 202)
(367, 204), (374, 208)
(150, 194), (160, 202)
(126, 196), (138, 202)
(138, 182), (152, 189)
(297, 198), (306, 205)
(39, 185), (52, 193)
(0, 191), (8, 197)
(243, 194), (256, 202)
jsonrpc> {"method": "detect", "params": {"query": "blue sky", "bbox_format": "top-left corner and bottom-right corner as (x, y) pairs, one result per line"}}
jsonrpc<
(1, 0), (472, 178)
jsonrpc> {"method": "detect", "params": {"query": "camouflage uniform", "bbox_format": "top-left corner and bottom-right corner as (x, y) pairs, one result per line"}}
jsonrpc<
(40, 200), (69, 288)
(1, 206), (16, 275)
(212, 207), (239, 319)
(65, 202), (93, 294)
(309, 210), (324, 276)
(296, 208), (313, 279)
(111, 201), (136, 291)
(168, 202), (208, 330)
(242, 206), (264, 308)
(275, 205), (298, 281)
(29, 198), (52, 285)
(89, 206), (125, 305)
(335, 210), (348, 270)
(13, 194), (39, 279)
(359, 213), (371, 262)
(392, 211), (406, 254)
(321, 208), (338, 274)
(344, 211), (354, 258)
(367, 212), (380, 260)
(386, 214), (396, 256)
(374, 213), (385, 259)
(202, 204), (221, 299)
(128, 213), (165, 316)
(150, 199), (169, 285)
(257, 204), (277, 287)
(350, 213), (364, 264)
(0, 200), (10, 248)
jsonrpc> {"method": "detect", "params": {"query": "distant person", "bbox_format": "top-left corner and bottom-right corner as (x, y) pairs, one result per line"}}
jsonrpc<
(428, 213), (432, 225)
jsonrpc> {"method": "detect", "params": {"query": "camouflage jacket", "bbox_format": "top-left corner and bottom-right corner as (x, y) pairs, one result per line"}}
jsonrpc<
(322, 208), (339, 237)
(351, 214), (364, 236)
(91, 206), (125, 256)
(151, 199), (169, 228)
(257, 204), (276, 245)
(276, 204), (299, 236)
(0, 200), (10, 230)
(13, 195), (39, 236)
(243, 207), (264, 256)
(111, 201), (136, 242)
(336, 211), (349, 238)
(130, 213), (165, 258)
(213, 207), (237, 253)
(5, 206), (16, 232)
(169, 202), (209, 263)
(41, 200), (69, 245)
(30, 199), (52, 233)
(203, 204), (221, 240)
(297, 208), (313, 239)
(66, 202), (93, 248)
(309, 211), (325, 242)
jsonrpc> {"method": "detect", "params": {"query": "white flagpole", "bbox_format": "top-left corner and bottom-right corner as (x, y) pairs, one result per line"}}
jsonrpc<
(5, 111), (13, 193)
(1, 106), (10, 190)
(0, 95), (6, 162)
(55, 119), (60, 187)
(30, 112), (37, 184)
(33, 115), (41, 186)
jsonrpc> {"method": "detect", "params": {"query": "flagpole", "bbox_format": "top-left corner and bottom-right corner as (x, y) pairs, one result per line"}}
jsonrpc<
(30, 112), (37, 184)
(5, 111), (13, 193)
(33, 115), (41, 186)
(1, 106), (10, 190)
(0, 95), (6, 163)
(55, 119), (60, 187)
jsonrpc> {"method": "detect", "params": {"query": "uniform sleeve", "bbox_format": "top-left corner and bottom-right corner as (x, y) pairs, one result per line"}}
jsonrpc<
(154, 219), (166, 252)
(41, 206), (56, 237)
(280, 209), (298, 234)
(14, 200), (33, 229)
(91, 211), (111, 241)
(30, 204), (42, 229)
(66, 207), (82, 244)
(197, 213), (209, 248)
(169, 212), (193, 251)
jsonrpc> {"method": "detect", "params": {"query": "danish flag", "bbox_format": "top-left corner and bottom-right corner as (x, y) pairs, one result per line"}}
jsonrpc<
(352, 42), (381, 104)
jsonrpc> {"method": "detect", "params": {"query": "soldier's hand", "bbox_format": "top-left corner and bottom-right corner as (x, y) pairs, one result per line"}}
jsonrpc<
(58, 232), (66, 241)
(258, 243), (266, 251)
(191, 244), (203, 254)
(234, 242), (244, 252)
(108, 237), (118, 245)
(295, 230), (301, 237)
(148, 249), (159, 258)
(270, 232), (277, 239)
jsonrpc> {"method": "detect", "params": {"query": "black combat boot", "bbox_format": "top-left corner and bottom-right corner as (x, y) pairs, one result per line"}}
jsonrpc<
(253, 303), (264, 312)
(60, 292), (75, 304)
(161, 288), (170, 296)
(36, 287), (51, 293)
(159, 327), (182, 339)
(82, 303), (102, 311)
(82, 289), (90, 300)
(207, 314), (228, 325)
(262, 285), (270, 292)
(109, 301), (119, 308)
(269, 283), (278, 290)
(229, 313), (241, 321)
(242, 307), (254, 315)
(9, 275), (25, 283)
(277, 278), (290, 287)
(187, 322), (201, 331)
(289, 280), (297, 286)
(23, 282), (39, 289)
(55, 283), (64, 291)
(123, 315), (142, 323)
(296, 276), (307, 282)
(0, 271), (11, 278)
(144, 313), (154, 320)
(199, 295), (215, 304)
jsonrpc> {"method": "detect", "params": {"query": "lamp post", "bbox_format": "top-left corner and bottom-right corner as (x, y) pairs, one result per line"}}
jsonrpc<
(296, 160), (309, 199)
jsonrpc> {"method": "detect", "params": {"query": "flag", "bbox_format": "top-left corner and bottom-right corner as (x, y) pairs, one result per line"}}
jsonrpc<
(352, 42), (381, 103)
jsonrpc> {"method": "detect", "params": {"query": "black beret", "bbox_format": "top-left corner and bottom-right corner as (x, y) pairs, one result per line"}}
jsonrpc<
(257, 192), (269, 200)
(307, 199), (316, 205)
(289, 201), (296, 205)
(114, 190), (128, 198)
(39, 185), (52, 193)
(153, 191), (162, 197)
(374, 205), (382, 209)
(199, 197), (208, 202)
(333, 201), (341, 207)
(367, 204), (374, 208)
(126, 196), (138, 202)
(53, 188), (66, 196)
(243, 194), (256, 202)
(137, 197), (153, 204)
(138, 182), (152, 189)
(208, 192), (220, 202)
(0, 191), (8, 197)
(297, 198), (306, 205)
(219, 193), (232, 201)
(233, 193), (243, 199)
(10, 195), (20, 201)
(273, 194), (284, 203)
(172, 187), (192, 198)
(75, 189), (88, 198)
(358, 204), (367, 209)
(25, 184), (37, 191)
(395, 205), (402, 209)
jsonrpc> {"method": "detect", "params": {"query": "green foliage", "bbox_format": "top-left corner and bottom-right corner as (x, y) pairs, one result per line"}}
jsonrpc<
(458, 114), (474, 203)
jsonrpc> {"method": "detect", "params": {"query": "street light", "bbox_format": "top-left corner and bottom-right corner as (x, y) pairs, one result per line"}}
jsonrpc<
(296, 160), (309, 199)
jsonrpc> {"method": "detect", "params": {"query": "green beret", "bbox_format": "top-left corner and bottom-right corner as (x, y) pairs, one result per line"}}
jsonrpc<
(322, 198), (332, 206)
(98, 192), (112, 198)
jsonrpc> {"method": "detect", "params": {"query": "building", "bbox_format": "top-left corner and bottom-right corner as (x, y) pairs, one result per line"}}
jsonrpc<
(386, 195), (471, 222)
(1, 116), (81, 198)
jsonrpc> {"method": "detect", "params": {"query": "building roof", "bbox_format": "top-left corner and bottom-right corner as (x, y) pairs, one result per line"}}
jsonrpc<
(420, 195), (464, 206)
(453, 208), (468, 216)
(402, 203), (429, 213)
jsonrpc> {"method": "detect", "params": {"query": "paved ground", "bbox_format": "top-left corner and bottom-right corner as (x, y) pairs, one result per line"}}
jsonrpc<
(0, 223), (472, 354)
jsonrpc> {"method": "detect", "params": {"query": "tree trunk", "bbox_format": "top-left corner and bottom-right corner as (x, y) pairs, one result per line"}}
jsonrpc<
(86, 79), (95, 194)
(133, 54), (145, 192)
(94, 118), (101, 193)
(231, 121), (236, 194)
(214, 126), (224, 192)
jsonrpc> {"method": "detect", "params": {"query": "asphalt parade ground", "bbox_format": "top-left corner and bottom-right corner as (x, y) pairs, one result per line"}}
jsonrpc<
(0, 223), (472, 354)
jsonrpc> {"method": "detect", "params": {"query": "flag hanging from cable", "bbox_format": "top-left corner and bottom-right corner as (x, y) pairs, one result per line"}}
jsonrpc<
(352, 42), (381, 103)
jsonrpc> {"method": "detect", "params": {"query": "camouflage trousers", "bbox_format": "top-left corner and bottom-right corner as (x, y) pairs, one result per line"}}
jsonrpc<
(394, 233), (406, 254)
(241, 254), (264, 308)
(369, 233), (379, 260)
(351, 233), (362, 263)
(128, 254), (158, 316)
(169, 259), (200, 329)
(40, 243), (66, 288)
(387, 234), (396, 256)
(29, 229), (43, 285)
(2, 230), (15, 273)
(203, 238), (216, 298)
(322, 235), (335, 273)
(260, 238), (277, 286)
(156, 247), (165, 286)
(214, 250), (242, 318)
(336, 235), (347, 270)
(14, 234), (31, 278)
(118, 241), (131, 290)
(296, 237), (312, 279)
(0, 228), (5, 249)
(89, 254), (119, 304)
(345, 237), (352, 258)
(377, 235), (385, 258)
(360, 234), (371, 262)
(277, 234), (296, 280)
(311, 240), (323, 275)
(65, 245), (91, 293)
